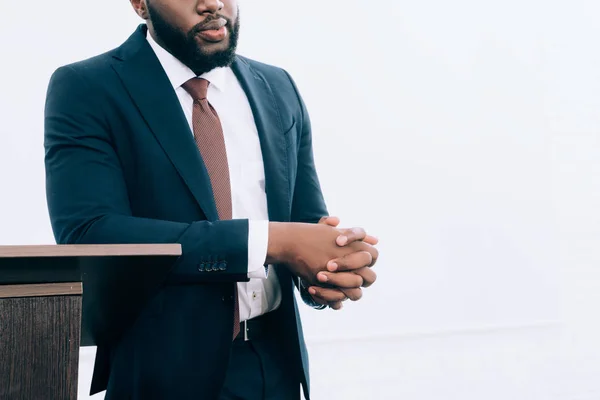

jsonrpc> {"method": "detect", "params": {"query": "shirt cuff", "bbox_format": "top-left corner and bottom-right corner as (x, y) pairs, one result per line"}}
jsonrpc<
(247, 220), (269, 279)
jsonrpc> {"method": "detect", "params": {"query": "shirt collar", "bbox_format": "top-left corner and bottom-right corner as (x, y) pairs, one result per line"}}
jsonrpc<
(146, 29), (228, 93)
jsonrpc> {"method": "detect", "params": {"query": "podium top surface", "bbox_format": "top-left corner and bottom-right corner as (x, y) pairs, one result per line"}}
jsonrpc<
(0, 244), (182, 258)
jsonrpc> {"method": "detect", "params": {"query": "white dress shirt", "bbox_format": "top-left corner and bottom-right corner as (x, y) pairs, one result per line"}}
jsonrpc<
(146, 32), (281, 322)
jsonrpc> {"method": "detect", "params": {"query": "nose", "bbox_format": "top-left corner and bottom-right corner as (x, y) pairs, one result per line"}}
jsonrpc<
(197, 0), (224, 15)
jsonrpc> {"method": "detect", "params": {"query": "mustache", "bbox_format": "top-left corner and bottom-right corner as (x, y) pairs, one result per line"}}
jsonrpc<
(190, 15), (233, 34)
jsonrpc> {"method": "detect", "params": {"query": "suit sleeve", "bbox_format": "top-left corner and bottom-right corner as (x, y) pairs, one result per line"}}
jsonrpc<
(283, 70), (329, 309)
(44, 65), (250, 283)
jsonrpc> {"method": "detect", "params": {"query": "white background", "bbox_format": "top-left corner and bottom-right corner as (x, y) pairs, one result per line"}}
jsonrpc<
(1, 0), (599, 399)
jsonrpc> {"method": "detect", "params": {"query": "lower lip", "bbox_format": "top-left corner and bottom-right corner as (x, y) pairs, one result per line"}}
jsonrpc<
(196, 26), (228, 42)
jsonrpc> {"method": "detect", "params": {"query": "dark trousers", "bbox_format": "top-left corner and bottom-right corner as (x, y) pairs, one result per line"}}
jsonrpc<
(219, 336), (300, 400)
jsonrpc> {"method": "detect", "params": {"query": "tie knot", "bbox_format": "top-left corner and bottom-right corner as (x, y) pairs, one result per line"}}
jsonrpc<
(182, 78), (210, 101)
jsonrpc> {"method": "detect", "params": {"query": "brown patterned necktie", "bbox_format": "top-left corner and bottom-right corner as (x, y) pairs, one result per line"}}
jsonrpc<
(182, 77), (240, 339)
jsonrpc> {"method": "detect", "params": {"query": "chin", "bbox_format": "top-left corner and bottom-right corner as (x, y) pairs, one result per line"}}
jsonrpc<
(194, 35), (229, 50)
(201, 42), (230, 54)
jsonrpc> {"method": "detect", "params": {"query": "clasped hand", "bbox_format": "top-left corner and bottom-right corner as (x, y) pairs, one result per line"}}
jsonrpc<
(304, 217), (379, 310)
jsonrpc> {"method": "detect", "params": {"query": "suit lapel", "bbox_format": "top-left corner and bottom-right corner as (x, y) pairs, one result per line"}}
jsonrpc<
(232, 57), (291, 223)
(111, 25), (219, 221)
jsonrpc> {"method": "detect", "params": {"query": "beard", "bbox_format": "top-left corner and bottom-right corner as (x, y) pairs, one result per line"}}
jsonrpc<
(146, 3), (240, 76)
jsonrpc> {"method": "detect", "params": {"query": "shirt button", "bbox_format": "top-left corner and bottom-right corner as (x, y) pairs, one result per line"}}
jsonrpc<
(252, 292), (257, 300)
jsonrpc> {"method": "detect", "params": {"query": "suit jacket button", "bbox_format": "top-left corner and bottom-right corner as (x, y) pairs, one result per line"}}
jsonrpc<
(218, 262), (226, 271)
(198, 263), (205, 272)
(222, 295), (233, 304)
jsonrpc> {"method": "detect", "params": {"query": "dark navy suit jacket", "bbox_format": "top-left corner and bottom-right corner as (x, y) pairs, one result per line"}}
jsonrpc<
(44, 24), (327, 400)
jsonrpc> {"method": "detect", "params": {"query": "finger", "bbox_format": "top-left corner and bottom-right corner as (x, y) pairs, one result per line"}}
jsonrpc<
(313, 287), (361, 303)
(318, 216), (340, 227)
(308, 286), (347, 303)
(352, 267), (377, 288)
(306, 287), (328, 306)
(336, 227), (367, 246)
(317, 271), (363, 289)
(340, 287), (363, 301)
(308, 293), (328, 306)
(356, 243), (379, 267)
(364, 235), (379, 245)
(329, 301), (344, 310)
(327, 251), (373, 272)
(368, 244), (379, 266)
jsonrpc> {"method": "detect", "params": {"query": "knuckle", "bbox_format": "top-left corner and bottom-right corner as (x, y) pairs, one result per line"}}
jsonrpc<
(354, 276), (364, 287)
(349, 241), (364, 251)
(371, 247), (379, 260)
(366, 271), (377, 283)
(349, 289), (362, 301)
(366, 272), (377, 286)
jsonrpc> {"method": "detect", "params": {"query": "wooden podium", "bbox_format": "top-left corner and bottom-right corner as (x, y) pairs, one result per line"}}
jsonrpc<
(0, 244), (182, 400)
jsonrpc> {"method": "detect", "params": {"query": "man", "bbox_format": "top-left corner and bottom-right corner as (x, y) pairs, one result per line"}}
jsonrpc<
(44, 0), (379, 399)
